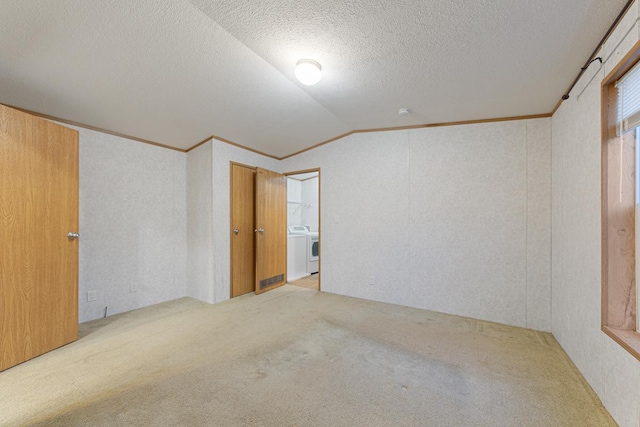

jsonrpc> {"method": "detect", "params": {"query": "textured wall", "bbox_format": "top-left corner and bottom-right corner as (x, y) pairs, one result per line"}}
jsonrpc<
(187, 141), (214, 303)
(301, 177), (319, 231)
(287, 178), (303, 226)
(280, 119), (551, 330)
(525, 119), (553, 330)
(211, 140), (280, 303)
(551, 2), (640, 426)
(78, 127), (187, 323)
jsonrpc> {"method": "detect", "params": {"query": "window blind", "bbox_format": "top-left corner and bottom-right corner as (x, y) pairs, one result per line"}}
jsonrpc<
(616, 60), (640, 135)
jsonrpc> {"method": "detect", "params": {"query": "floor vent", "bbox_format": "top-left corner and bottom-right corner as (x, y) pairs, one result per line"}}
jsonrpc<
(259, 274), (284, 290)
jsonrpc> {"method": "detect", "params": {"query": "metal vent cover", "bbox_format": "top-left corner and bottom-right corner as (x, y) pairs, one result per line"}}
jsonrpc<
(259, 274), (284, 290)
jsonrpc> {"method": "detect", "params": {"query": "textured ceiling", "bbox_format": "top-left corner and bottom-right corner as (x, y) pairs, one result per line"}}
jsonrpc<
(0, 0), (627, 157)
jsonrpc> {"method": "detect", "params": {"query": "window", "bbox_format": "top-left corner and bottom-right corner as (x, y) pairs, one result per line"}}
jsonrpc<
(601, 40), (640, 361)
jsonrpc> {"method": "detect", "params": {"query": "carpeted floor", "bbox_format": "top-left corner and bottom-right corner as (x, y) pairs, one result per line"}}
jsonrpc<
(289, 273), (319, 290)
(0, 285), (615, 426)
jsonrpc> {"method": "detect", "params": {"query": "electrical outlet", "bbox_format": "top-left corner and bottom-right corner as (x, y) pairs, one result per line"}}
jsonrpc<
(130, 282), (138, 293)
(87, 290), (97, 302)
(369, 276), (375, 286)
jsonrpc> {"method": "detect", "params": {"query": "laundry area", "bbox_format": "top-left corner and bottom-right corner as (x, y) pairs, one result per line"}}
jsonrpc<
(286, 171), (319, 288)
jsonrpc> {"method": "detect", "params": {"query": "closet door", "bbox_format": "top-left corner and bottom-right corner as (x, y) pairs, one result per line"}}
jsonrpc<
(0, 105), (79, 371)
(230, 163), (256, 298)
(255, 167), (287, 294)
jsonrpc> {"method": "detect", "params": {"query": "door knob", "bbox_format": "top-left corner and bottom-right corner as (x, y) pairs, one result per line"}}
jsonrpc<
(233, 228), (240, 235)
(255, 228), (264, 233)
(67, 232), (79, 241)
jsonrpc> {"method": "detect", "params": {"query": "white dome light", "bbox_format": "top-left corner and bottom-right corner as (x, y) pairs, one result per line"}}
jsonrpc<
(295, 59), (322, 85)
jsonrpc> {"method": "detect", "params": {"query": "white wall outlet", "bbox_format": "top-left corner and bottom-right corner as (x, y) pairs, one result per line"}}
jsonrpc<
(369, 276), (375, 286)
(87, 290), (97, 302)
(130, 282), (138, 293)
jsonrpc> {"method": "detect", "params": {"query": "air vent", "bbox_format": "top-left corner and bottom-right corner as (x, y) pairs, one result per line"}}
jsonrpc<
(259, 274), (284, 290)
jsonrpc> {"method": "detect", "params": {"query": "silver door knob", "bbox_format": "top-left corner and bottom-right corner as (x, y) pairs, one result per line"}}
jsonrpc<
(67, 232), (80, 240)
(233, 228), (240, 235)
(255, 228), (264, 233)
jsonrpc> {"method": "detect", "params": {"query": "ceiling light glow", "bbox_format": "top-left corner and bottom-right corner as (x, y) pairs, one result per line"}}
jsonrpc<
(295, 59), (322, 85)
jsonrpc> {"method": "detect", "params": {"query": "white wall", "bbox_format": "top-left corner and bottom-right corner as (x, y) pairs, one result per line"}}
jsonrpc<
(301, 177), (319, 231)
(281, 119), (551, 330)
(187, 141), (214, 303)
(211, 140), (280, 303)
(287, 178), (303, 226)
(551, 2), (640, 426)
(78, 127), (187, 322)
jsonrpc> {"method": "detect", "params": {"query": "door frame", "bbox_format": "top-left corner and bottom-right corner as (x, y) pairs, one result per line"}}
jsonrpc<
(284, 167), (321, 291)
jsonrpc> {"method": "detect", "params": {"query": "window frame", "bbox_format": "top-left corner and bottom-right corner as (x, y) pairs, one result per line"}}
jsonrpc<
(601, 39), (640, 361)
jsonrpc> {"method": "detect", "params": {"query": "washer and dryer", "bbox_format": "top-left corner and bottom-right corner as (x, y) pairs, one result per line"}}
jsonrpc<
(288, 225), (319, 276)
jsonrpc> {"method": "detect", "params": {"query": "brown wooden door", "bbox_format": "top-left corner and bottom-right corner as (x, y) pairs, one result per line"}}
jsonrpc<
(230, 163), (256, 298)
(0, 104), (79, 372)
(255, 167), (287, 294)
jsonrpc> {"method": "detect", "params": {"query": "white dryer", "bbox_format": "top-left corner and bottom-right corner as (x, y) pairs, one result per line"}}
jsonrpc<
(306, 232), (319, 274)
(288, 226), (319, 274)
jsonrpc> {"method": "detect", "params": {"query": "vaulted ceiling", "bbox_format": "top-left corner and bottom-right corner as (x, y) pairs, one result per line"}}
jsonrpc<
(0, 1), (627, 157)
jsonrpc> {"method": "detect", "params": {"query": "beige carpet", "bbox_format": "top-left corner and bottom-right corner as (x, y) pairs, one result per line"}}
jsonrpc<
(0, 285), (615, 426)
(289, 273), (319, 290)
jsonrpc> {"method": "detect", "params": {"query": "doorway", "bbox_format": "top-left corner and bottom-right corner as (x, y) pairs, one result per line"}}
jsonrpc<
(285, 168), (321, 291)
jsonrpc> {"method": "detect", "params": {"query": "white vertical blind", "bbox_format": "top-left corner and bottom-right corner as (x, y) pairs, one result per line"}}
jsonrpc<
(616, 60), (640, 135)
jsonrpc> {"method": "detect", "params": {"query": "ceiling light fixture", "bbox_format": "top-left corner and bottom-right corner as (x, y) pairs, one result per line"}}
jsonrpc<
(295, 59), (322, 85)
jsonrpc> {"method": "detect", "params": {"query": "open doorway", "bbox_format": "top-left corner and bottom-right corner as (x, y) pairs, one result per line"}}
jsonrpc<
(285, 168), (320, 291)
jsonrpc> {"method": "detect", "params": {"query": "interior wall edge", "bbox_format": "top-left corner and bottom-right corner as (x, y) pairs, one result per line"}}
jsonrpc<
(279, 113), (552, 161)
(186, 140), (215, 304)
(552, 0), (637, 115)
(0, 103), (186, 153)
(0, 100), (553, 162)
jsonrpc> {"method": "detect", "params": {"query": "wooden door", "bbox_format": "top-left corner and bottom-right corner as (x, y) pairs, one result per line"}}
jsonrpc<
(230, 163), (256, 297)
(255, 167), (287, 294)
(0, 104), (79, 372)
